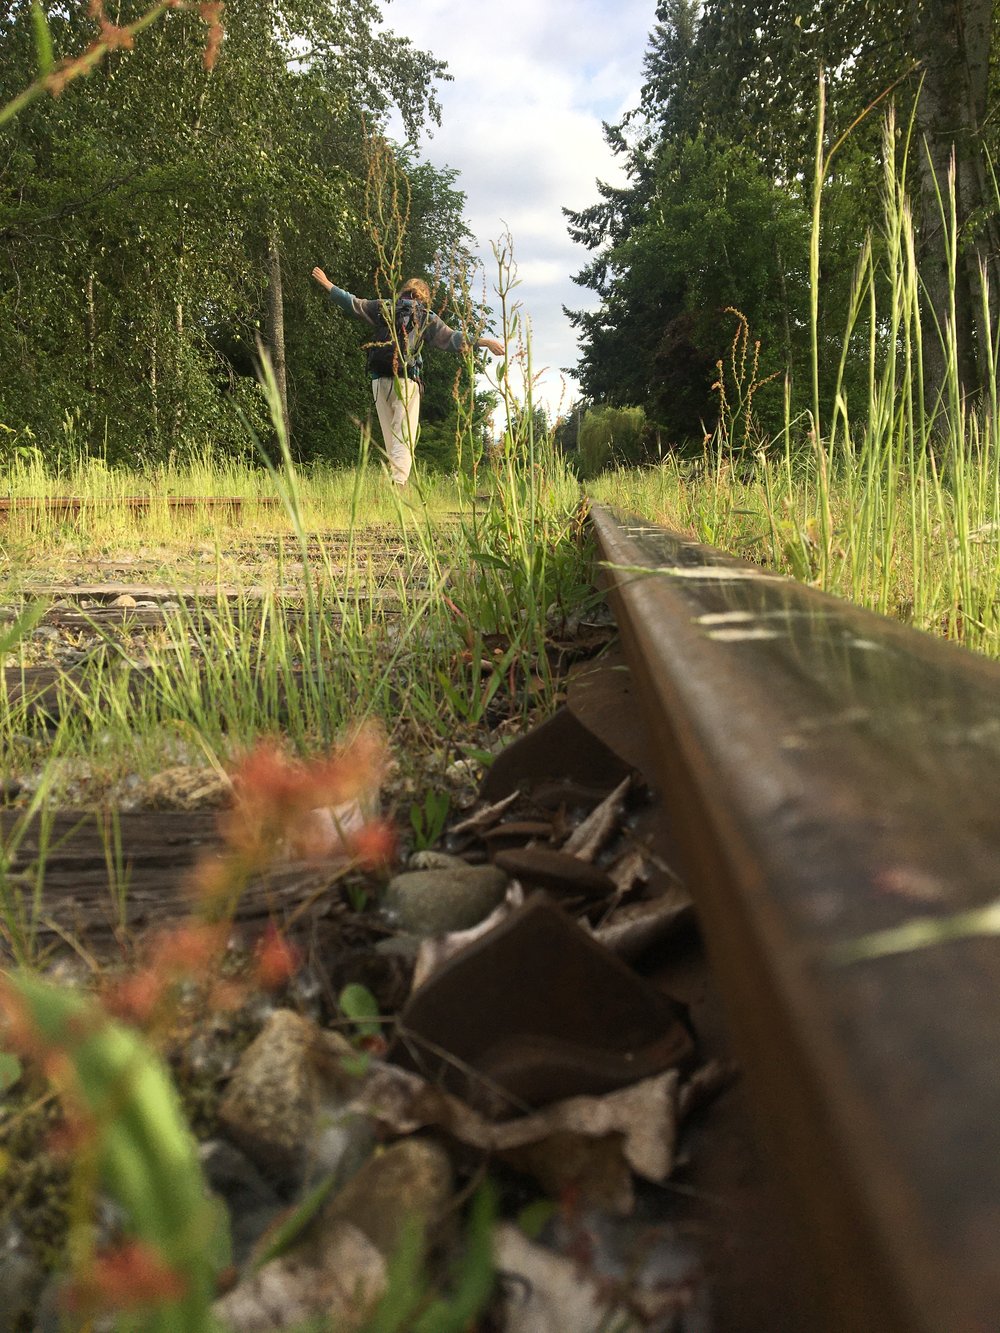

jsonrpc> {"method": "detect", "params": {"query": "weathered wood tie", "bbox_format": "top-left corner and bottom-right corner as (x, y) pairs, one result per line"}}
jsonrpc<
(590, 502), (1000, 1333)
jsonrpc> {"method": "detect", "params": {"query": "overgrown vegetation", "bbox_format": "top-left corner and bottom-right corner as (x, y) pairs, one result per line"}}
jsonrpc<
(566, 0), (998, 449)
(591, 110), (1000, 658)
(0, 0), (494, 467)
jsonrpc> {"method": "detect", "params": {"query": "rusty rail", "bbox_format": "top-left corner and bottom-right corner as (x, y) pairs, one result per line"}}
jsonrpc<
(589, 503), (1000, 1333)
(0, 495), (280, 518)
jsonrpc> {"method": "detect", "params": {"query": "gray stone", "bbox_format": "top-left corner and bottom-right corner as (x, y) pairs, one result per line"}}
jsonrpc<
(0, 1224), (45, 1333)
(213, 1219), (385, 1331)
(382, 865), (508, 935)
(373, 934), (422, 960)
(407, 850), (470, 871)
(322, 1138), (454, 1260)
(217, 1010), (372, 1184)
(199, 1139), (283, 1267)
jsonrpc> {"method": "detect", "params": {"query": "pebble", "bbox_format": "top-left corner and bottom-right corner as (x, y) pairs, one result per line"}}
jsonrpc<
(322, 1137), (454, 1259)
(199, 1139), (283, 1268)
(0, 1223), (45, 1333)
(382, 864), (508, 935)
(407, 850), (469, 870)
(217, 1010), (370, 1183)
(213, 1220), (385, 1331)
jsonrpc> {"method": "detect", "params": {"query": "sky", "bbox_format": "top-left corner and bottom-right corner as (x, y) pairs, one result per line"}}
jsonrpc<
(380, 0), (657, 421)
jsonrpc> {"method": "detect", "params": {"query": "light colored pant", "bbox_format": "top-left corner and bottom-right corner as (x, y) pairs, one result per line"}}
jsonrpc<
(372, 376), (420, 485)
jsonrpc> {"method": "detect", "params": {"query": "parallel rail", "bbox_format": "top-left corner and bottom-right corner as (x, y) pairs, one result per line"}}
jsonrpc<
(590, 504), (1000, 1333)
(0, 495), (281, 519)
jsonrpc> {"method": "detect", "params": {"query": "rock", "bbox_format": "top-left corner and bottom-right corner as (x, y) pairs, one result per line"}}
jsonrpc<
(0, 1224), (45, 1333)
(322, 1138), (453, 1260)
(407, 850), (469, 871)
(382, 865), (508, 935)
(213, 1219), (385, 1331)
(141, 765), (230, 811)
(373, 934), (422, 960)
(495, 1223), (642, 1333)
(199, 1139), (283, 1268)
(217, 1010), (373, 1184)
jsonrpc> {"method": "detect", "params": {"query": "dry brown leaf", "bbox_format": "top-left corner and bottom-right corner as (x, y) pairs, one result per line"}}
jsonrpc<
(448, 791), (519, 837)
(350, 1062), (681, 1183)
(593, 888), (694, 960)
(561, 775), (631, 862)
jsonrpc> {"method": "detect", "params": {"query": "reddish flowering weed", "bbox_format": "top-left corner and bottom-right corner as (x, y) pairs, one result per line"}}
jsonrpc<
(101, 922), (227, 1026)
(39, 0), (227, 98)
(199, 0), (224, 69)
(349, 818), (397, 870)
(66, 1238), (187, 1314)
(220, 729), (389, 867)
(253, 923), (299, 991)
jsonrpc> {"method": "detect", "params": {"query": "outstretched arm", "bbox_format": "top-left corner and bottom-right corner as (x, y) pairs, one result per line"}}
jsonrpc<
(476, 337), (505, 357)
(311, 267), (378, 325)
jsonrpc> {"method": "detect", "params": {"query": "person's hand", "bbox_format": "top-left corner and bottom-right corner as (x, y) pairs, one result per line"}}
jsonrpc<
(479, 338), (505, 357)
(311, 266), (332, 290)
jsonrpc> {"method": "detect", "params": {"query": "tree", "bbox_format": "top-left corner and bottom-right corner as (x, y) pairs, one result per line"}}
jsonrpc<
(907, 0), (1000, 396)
(0, 0), (457, 462)
(569, 134), (811, 441)
(567, 0), (1000, 438)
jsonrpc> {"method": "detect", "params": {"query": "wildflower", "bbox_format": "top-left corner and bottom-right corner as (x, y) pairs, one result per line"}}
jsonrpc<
(253, 924), (299, 991)
(185, 852), (234, 911)
(102, 969), (165, 1025)
(98, 20), (135, 50)
(199, 1), (225, 70)
(222, 730), (388, 864)
(148, 921), (227, 978)
(350, 819), (397, 870)
(66, 1239), (187, 1314)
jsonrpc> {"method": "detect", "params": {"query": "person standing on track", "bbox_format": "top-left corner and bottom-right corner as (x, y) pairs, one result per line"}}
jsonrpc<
(310, 268), (505, 486)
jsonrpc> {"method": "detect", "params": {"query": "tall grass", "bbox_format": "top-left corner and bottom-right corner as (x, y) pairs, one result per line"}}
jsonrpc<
(593, 106), (1000, 657)
(0, 241), (590, 851)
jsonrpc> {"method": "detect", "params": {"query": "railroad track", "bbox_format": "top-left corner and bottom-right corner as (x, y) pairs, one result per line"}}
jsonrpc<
(0, 495), (281, 519)
(590, 503), (1000, 1333)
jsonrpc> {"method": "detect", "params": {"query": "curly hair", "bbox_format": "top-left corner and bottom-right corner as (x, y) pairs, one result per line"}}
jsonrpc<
(401, 277), (431, 304)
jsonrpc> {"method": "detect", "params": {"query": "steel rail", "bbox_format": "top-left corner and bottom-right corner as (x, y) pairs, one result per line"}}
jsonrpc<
(0, 495), (280, 517)
(590, 503), (1000, 1333)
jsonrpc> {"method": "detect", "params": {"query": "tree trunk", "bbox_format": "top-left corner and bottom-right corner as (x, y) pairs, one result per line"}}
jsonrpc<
(84, 271), (96, 393)
(266, 229), (291, 447)
(150, 327), (159, 445)
(908, 0), (999, 406)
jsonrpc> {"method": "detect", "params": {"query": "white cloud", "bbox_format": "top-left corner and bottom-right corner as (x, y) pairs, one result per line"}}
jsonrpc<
(379, 0), (655, 414)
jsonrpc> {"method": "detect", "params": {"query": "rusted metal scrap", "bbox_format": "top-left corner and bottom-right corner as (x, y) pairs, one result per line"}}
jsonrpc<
(389, 894), (695, 1116)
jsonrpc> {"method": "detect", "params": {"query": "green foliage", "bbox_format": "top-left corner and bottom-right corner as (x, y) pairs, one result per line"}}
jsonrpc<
(5, 972), (224, 1330)
(566, 0), (1000, 445)
(409, 789), (450, 851)
(0, 1049), (22, 1093)
(0, 0), (464, 465)
(577, 404), (647, 477)
(338, 982), (382, 1041)
(569, 129), (812, 444)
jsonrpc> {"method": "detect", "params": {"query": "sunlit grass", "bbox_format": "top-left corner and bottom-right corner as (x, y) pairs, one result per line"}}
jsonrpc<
(593, 108), (1000, 659)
